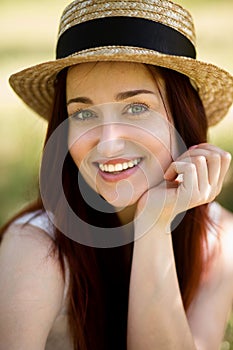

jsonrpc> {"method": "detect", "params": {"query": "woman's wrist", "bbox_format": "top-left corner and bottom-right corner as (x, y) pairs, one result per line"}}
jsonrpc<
(134, 206), (172, 240)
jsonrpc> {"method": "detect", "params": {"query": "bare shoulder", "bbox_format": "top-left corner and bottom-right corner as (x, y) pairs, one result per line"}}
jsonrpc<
(0, 223), (65, 349)
(0, 221), (65, 301)
(186, 203), (233, 350)
(1, 221), (63, 278)
(202, 202), (233, 295)
(218, 203), (233, 233)
(216, 203), (233, 285)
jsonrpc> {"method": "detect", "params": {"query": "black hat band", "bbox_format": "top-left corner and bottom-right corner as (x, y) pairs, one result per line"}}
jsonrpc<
(56, 17), (196, 59)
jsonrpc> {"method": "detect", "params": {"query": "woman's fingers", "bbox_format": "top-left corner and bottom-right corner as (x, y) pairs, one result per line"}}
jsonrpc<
(218, 151), (232, 188)
(164, 157), (208, 209)
(164, 143), (232, 211)
(189, 144), (231, 183)
(206, 153), (221, 186)
(193, 155), (210, 193)
(137, 144), (231, 228)
(164, 160), (197, 192)
(176, 144), (231, 185)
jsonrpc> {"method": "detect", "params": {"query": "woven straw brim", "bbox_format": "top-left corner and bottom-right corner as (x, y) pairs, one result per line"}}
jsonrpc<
(9, 46), (233, 126)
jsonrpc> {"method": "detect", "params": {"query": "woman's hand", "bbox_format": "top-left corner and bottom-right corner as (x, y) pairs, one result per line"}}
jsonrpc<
(128, 143), (231, 350)
(135, 143), (231, 233)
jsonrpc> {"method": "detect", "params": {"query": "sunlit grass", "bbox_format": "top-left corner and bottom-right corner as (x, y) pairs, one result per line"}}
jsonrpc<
(0, 105), (46, 224)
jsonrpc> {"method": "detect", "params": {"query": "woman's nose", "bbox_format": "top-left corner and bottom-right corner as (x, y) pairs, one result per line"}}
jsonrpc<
(97, 123), (125, 157)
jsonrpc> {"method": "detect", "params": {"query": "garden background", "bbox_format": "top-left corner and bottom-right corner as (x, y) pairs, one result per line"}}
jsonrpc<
(0, 1), (233, 348)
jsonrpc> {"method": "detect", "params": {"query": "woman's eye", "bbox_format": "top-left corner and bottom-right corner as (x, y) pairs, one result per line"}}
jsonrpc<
(124, 103), (149, 115)
(71, 109), (97, 121)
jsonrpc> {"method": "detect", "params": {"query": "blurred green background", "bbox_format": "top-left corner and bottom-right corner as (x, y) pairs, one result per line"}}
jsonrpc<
(0, 1), (233, 348)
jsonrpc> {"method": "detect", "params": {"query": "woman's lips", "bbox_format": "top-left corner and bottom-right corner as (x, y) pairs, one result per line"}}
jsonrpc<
(94, 157), (143, 182)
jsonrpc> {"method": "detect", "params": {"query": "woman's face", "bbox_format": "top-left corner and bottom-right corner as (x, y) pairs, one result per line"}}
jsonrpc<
(66, 62), (176, 208)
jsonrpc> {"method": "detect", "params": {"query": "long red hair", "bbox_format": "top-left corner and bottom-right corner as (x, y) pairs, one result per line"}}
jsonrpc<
(0, 65), (211, 350)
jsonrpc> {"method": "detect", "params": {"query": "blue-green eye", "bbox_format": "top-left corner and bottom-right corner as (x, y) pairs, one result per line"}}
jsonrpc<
(124, 103), (149, 115)
(72, 109), (97, 121)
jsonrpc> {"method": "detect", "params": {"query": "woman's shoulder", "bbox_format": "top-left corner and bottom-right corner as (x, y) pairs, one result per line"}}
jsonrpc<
(186, 202), (233, 349)
(1, 210), (64, 296)
(0, 216), (65, 305)
(1, 210), (58, 272)
(203, 202), (233, 309)
(205, 202), (233, 285)
(218, 202), (233, 233)
(215, 203), (233, 281)
(0, 217), (66, 348)
(12, 209), (55, 239)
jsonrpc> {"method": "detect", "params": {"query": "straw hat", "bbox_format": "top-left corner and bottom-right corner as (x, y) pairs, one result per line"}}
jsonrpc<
(9, 0), (233, 126)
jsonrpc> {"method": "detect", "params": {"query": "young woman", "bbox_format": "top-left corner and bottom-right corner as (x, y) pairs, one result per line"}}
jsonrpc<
(1, 1), (233, 349)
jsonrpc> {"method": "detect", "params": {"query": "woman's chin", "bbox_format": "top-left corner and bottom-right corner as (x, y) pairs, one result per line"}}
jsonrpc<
(105, 198), (135, 210)
(101, 192), (138, 211)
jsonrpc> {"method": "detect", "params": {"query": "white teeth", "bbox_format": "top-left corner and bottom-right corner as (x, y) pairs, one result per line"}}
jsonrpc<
(115, 163), (123, 171)
(98, 158), (141, 173)
(108, 164), (115, 172)
(128, 161), (134, 168)
(122, 162), (128, 170)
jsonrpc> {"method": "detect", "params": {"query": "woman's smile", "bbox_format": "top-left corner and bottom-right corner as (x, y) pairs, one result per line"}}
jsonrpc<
(94, 157), (143, 182)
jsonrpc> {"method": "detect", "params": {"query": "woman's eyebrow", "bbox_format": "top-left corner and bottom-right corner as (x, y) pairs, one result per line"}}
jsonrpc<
(67, 96), (93, 106)
(67, 89), (155, 106)
(115, 89), (155, 101)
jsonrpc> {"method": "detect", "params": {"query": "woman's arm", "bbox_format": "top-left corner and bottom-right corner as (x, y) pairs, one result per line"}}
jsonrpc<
(127, 223), (197, 349)
(127, 144), (231, 350)
(0, 224), (65, 350)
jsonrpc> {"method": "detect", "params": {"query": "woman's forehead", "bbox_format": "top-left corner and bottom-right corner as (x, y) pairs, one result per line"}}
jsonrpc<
(68, 61), (147, 75)
(66, 62), (164, 97)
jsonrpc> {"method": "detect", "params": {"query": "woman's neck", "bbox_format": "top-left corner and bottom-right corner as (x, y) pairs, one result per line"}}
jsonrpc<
(116, 203), (137, 226)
